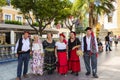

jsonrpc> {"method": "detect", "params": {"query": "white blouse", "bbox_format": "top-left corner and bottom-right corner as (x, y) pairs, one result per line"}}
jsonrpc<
(55, 42), (66, 50)
(32, 43), (44, 53)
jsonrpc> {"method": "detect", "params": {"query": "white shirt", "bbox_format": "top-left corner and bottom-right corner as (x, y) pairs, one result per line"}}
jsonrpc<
(15, 38), (30, 53)
(86, 36), (91, 50)
(82, 36), (98, 52)
(109, 37), (113, 41)
(32, 43), (44, 53)
(55, 42), (66, 50)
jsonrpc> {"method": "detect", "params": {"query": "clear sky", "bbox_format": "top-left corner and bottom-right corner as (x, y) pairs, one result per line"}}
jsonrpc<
(70, 0), (74, 2)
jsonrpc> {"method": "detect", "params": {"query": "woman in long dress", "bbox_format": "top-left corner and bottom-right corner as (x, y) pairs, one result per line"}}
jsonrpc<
(68, 31), (81, 76)
(31, 35), (44, 75)
(42, 33), (56, 74)
(55, 33), (68, 75)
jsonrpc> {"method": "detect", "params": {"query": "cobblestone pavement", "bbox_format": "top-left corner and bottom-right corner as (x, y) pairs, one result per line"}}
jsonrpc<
(0, 43), (120, 80)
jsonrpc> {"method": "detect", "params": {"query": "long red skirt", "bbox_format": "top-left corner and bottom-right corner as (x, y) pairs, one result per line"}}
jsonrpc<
(57, 52), (68, 74)
(68, 49), (81, 72)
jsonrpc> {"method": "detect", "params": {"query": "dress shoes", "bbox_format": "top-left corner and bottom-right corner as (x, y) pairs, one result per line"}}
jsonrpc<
(93, 74), (98, 78)
(75, 72), (79, 76)
(70, 71), (74, 74)
(23, 74), (29, 78)
(16, 77), (21, 80)
(85, 72), (91, 76)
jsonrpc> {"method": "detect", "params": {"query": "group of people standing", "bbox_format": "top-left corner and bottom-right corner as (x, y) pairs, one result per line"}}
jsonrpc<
(15, 27), (99, 80)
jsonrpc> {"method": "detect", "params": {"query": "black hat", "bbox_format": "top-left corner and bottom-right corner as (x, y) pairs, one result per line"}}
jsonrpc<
(85, 27), (92, 31)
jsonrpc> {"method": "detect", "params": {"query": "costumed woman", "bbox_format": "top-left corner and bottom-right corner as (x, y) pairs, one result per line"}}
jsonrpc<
(31, 35), (44, 75)
(68, 31), (81, 76)
(55, 33), (68, 75)
(42, 33), (56, 74)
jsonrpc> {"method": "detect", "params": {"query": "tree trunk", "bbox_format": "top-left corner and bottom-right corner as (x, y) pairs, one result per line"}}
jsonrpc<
(38, 26), (43, 37)
(89, 2), (94, 28)
(37, 31), (42, 37)
(69, 25), (73, 31)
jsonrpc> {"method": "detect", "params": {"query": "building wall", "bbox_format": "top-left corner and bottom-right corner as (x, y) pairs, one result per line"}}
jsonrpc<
(0, 6), (34, 24)
(103, 1), (120, 36)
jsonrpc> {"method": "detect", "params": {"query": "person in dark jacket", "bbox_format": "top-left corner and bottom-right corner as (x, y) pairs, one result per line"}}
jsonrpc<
(105, 32), (112, 53)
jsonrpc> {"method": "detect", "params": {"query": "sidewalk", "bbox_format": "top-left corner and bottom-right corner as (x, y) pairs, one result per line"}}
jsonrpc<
(0, 43), (120, 80)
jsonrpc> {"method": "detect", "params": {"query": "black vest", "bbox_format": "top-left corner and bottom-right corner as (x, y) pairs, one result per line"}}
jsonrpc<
(17, 38), (23, 54)
(17, 38), (32, 54)
(83, 36), (87, 52)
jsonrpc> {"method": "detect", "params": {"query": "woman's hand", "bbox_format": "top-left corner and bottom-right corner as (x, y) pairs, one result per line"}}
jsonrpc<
(72, 46), (76, 50)
(16, 54), (18, 57)
(41, 53), (44, 57)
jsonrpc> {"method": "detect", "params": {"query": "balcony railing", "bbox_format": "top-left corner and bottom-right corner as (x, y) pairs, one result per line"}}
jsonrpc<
(0, 44), (17, 63)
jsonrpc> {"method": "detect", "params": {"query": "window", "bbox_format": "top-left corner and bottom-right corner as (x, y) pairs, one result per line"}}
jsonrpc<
(6, 0), (11, 6)
(16, 16), (22, 22)
(5, 14), (11, 20)
(108, 15), (112, 23)
(108, 13), (113, 23)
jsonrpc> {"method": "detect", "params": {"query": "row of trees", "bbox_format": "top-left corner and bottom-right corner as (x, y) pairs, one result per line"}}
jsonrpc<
(0, 0), (116, 36)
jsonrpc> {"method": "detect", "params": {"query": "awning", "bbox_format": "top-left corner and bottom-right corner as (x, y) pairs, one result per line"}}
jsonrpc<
(0, 24), (59, 34)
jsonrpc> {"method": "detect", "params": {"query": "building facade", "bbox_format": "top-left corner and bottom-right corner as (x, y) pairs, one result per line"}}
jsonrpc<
(102, 0), (120, 36)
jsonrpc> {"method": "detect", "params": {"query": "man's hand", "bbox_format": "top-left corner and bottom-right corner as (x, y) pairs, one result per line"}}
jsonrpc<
(30, 51), (33, 55)
(96, 52), (98, 58)
(16, 54), (18, 57)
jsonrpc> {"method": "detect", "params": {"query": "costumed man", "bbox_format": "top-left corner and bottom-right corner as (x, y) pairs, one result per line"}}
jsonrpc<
(81, 27), (99, 78)
(15, 31), (32, 80)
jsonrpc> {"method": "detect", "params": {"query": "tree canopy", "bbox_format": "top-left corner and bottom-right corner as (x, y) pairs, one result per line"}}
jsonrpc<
(11, 0), (72, 36)
(0, 0), (6, 6)
(0, 0), (6, 12)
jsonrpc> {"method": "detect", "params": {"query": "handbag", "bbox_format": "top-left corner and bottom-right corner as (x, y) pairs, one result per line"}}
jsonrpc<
(76, 49), (83, 56)
(76, 38), (83, 56)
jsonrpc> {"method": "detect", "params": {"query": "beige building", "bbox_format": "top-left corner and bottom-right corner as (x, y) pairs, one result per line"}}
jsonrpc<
(101, 0), (120, 36)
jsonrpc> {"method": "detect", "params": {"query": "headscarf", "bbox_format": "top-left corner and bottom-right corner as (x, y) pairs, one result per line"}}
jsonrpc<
(59, 33), (65, 38)
(59, 33), (67, 44)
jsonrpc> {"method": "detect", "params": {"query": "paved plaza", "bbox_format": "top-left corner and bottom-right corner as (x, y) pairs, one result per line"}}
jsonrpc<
(0, 43), (120, 80)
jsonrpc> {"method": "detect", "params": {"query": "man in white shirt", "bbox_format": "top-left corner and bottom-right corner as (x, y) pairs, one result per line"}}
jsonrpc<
(15, 31), (31, 80)
(81, 27), (98, 78)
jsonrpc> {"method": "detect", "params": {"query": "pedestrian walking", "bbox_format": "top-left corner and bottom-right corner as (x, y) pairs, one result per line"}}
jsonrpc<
(109, 35), (113, 47)
(42, 33), (56, 74)
(31, 35), (44, 76)
(97, 38), (103, 53)
(68, 31), (81, 76)
(81, 27), (99, 78)
(105, 32), (112, 53)
(55, 33), (68, 76)
(114, 35), (119, 47)
(15, 31), (32, 80)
